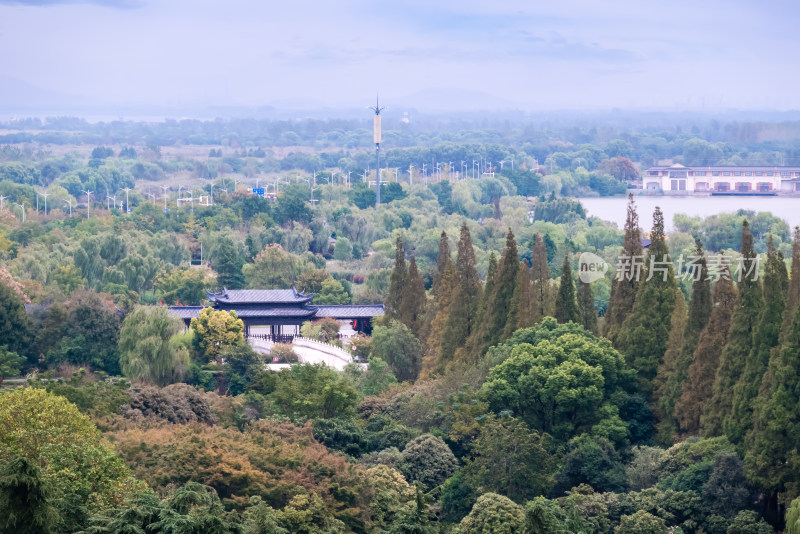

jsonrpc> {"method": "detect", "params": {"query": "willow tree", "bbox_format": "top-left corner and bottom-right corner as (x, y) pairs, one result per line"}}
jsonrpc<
(704, 221), (762, 436)
(119, 306), (189, 386)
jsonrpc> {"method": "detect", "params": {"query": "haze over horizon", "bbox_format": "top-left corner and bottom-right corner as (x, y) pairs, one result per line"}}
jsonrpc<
(1, 0), (799, 118)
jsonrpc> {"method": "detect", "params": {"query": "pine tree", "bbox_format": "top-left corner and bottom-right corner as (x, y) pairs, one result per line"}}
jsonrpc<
(555, 255), (580, 324)
(214, 239), (245, 289)
(655, 239), (712, 442)
(604, 193), (643, 344)
(577, 279), (598, 334)
(425, 261), (457, 374)
(530, 234), (552, 322)
(441, 223), (482, 362)
(703, 220), (763, 436)
(432, 231), (451, 299)
(399, 256), (427, 339)
(617, 206), (677, 399)
(727, 235), (787, 445)
(386, 237), (407, 318)
(675, 266), (737, 435)
(472, 229), (519, 356)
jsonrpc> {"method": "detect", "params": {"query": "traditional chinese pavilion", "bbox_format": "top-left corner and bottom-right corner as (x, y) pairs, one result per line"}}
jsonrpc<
(169, 287), (383, 340)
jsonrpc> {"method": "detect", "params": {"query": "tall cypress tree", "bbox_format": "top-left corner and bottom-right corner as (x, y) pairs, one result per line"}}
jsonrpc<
(617, 206), (677, 399)
(727, 236), (787, 445)
(675, 266), (737, 436)
(472, 229), (519, 357)
(514, 260), (536, 330)
(780, 226), (800, 341)
(399, 256), (427, 339)
(530, 234), (552, 322)
(655, 239), (712, 442)
(703, 220), (763, 436)
(386, 236), (407, 318)
(432, 231), (451, 299)
(555, 255), (580, 324)
(442, 223), (482, 362)
(654, 290), (687, 442)
(745, 291), (800, 501)
(604, 193), (642, 344)
(577, 279), (598, 334)
(425, 261), (457, 374)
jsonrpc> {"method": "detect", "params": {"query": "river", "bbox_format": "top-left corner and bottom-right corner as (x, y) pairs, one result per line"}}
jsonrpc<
(578, 195), (800, 231)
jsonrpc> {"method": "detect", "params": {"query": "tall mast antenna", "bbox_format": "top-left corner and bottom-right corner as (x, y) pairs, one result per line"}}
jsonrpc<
(368, 94), (386, 207)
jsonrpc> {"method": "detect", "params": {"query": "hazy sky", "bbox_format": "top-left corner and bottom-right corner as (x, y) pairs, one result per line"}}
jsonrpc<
(1, 0), (799, 113)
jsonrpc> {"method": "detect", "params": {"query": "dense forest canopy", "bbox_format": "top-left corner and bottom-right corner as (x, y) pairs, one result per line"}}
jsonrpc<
(2, 113), (800, 533)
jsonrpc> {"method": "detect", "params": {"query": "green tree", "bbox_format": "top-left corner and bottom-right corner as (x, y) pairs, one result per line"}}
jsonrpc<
(0, 345), (24, 386)
(463, 416), (556, 502)
(156, 268), (210, 305)
(243, 244), (300, 289)
(431, 230), (451, 299)
(705, 221), (763, 436)
(0, 455), (58, 534)
(786, 496), (800, 534)
(555, 254), (580, 324)
(458, 492), (525, 534)
(727, 236), (787, 445)
(471, 229), (519, 357)
(441, 223), (482, 362)
(0, 388), (144, 532)
(511, 260), (535, 331)
(399, 256), (427, 339)
(425, 261), (456, 373)
(604, 193), (642, 344)
(674, 268), (736, 435)
(333, 236), (353, 261)
(400, 434), (457, 490)
(387, 485), (437, 534)
(724, 510), (774, 534)
(119, 306), (189, 386)
(655, 239), (711, 442)
(371, 319), (423, 382)
(386, 237), (407, 318)
(530, 233), (553, 322)
(614, 510), (667, 534)
(617, 206), (677, 399)
(190, 307), (245, 364)
(315, 277), (351, 304)
(577, 279), (598, 335)
(269, 363), (360, 420)
(0, 282), (32, 365)
(214, 238), (245, 289)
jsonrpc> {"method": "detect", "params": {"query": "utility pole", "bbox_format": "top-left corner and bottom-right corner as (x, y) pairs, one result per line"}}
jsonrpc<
(64, 199), (72, 216)
(0, 195), (6, 211)
(123, 187), (130, 214)
(369, 95), (385, 206)
(15, 203), (25, 223)
(41, 192), (49, 215)
(408, 164), (414, 186)
(84, 190), (92, 218)
(160, 185), (169, 212)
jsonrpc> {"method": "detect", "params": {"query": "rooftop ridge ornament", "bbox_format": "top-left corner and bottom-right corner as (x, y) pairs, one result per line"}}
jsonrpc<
(368, 94), (385, 207)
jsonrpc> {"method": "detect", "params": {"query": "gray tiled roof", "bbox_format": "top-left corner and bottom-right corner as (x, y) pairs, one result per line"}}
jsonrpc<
(207, 287), (312, 304)
(312, 305), (385, 318)
(169, 306), (204, 319)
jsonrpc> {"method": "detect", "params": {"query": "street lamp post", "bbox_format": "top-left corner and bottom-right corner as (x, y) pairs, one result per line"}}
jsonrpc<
(64, 199), (72, 216)
(15, 203), (25, 223)
(41, 192), (49, 216)
(84, 190), (92, 218)
(160, 185), (169, 212)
